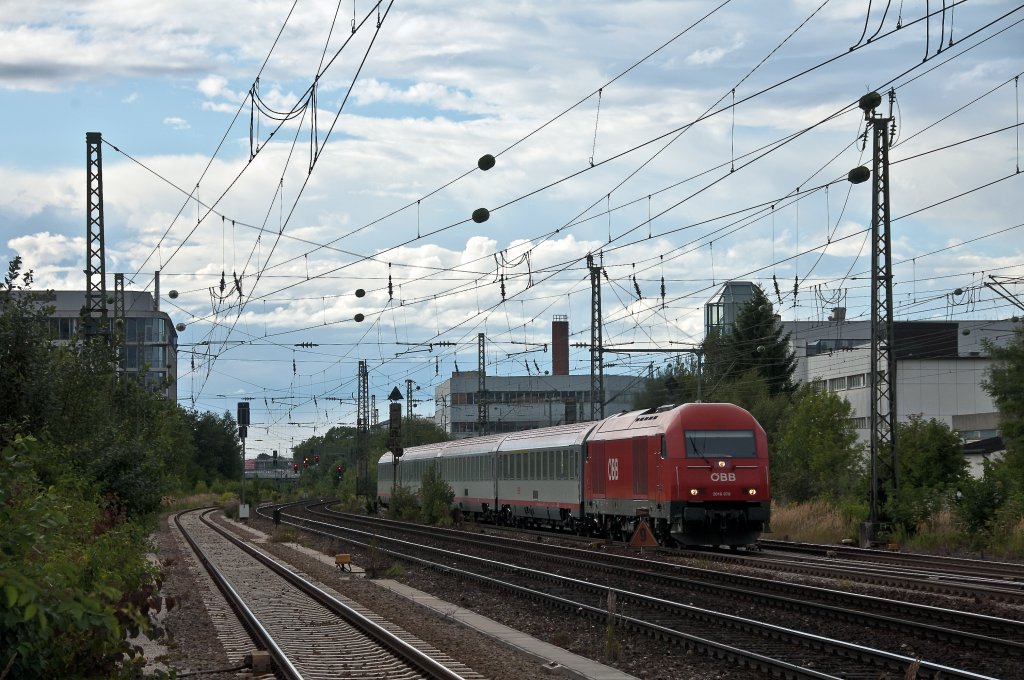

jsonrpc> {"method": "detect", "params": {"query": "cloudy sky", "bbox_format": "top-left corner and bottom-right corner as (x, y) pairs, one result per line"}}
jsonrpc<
(2, 0), (1022, 458)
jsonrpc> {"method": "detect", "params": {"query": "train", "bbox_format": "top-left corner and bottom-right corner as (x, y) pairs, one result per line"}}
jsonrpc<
(377, 402), (770, 547)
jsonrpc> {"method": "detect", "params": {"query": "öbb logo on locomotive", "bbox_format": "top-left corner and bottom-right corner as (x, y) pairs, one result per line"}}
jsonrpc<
(377, 401), (771, 547)
(607, 457), (619, 480)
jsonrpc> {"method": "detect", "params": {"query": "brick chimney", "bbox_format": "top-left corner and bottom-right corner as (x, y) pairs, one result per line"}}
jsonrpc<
(552, 315), (569, 375)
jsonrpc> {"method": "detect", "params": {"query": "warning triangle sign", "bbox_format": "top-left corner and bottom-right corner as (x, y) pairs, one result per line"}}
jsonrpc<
(628, 517), (659, 548)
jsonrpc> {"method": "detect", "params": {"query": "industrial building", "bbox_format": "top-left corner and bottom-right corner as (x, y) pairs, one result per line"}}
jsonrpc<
(432, 316), (647, 438)
(704, 281), (1016, 475)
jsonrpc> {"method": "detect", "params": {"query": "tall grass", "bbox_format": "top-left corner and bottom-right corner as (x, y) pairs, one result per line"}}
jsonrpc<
(764, 500), (858, 544)
(768, 501), (1024, 558)
(895, 509), (965, 554)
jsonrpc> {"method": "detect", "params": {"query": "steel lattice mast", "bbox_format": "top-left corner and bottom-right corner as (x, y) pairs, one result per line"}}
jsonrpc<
(357, 360), (369, 434)
(850, 91), (900, 532)
(85, 132), (108, 337)
(477, 333), (487, 435)
(589, 254), (604, 421)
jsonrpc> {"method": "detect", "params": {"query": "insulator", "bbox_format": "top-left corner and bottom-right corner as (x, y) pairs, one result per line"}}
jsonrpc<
(478, 154), (496, 171)
(472, 208), (490, 223)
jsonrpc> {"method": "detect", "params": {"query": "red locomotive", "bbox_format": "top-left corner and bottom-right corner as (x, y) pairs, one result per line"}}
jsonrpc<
(377, 402), (770, 547)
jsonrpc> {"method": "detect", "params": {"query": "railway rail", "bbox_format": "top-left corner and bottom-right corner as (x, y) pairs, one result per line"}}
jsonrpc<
(305, 504), (1024, 649)
(757, 538), (1024, 584)
(470, 517), (1024, 605)
(174, 507), (479, 680)
(268, 502), (1004, 679)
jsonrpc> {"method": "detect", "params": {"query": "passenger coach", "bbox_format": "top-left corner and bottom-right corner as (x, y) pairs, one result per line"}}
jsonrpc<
(378, 402), (770, 547)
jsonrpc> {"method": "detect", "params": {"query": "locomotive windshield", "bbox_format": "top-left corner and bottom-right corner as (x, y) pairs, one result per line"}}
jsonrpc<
(684, 430), (756, 458)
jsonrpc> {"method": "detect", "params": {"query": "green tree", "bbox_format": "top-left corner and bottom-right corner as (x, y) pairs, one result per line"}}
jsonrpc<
(631, 355), (702, 410)
(887, 416), (968, 530)
(708, 368), (793, 448)
(773, 386), (864, 503)
(0, 257), (252, 676)
(705, 286), (796, 398)
(982, 325), (1024, 482)
(953, 460), (1009, 536)
(0, 436), (160, 679)
(295, 416), (449, 500)
(188, 409), (241, 480)
(0, 258), (61, 443)
(897, 415), (967, 489)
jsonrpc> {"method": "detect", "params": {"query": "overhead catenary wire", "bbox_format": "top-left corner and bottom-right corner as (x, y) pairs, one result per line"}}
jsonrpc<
(99, 2), (1023, 432)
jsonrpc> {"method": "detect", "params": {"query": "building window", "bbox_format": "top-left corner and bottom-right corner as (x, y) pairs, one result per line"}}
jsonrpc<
(847, 374), (865, 389)
(828, 377), (847, 391)
(48, 317), (76, 340)
(849, 417), (868, 429)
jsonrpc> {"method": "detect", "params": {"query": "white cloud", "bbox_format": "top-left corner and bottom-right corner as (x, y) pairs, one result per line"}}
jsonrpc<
(163, 116), (190, 130)
(686, 35), (745, 66)
(197, 75), (230, 99)
(8, 231), (82, 264)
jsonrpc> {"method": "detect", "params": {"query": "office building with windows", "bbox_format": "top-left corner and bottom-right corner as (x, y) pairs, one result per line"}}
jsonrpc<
(38, 289), (178, 401)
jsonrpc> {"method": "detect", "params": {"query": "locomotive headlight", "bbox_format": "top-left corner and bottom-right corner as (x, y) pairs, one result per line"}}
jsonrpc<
(717, 460), (726, 468)
(690, 488), (699, 496)
(748, 488), (757, 496)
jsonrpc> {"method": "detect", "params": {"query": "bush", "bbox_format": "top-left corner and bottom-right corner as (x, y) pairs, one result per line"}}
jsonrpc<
(387, 484), (419, 521)
(419, 462), (454, 525)
(0, 436), (161, 679)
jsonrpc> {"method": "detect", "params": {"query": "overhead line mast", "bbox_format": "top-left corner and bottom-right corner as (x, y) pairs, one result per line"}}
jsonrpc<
(85, 132), (109, 338)
(849, 90), (899, 545)
(589, 254), (604, 421)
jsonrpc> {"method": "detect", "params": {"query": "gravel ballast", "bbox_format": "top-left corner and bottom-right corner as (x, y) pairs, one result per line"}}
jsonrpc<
(150, 510), (757, 680)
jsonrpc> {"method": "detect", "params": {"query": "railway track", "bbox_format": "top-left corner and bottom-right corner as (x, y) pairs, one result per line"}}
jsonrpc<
(756, 538), (1024, 586)
(271, 502), (1006, 679)
(461, 516), (1024, 605)
(308, 505), (1024, 649)
(174, 507), (480, 680)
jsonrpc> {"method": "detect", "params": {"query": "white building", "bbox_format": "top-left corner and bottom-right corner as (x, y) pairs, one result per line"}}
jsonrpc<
(787, 317), (1014, 477)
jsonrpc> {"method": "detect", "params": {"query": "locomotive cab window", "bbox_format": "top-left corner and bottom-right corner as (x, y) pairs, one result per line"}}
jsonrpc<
(684, 430), (757, 458)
